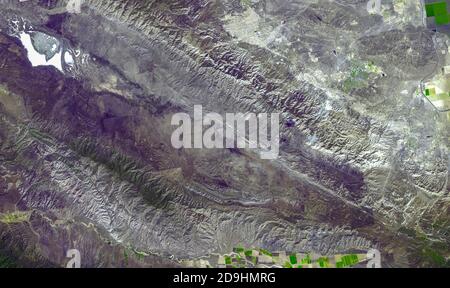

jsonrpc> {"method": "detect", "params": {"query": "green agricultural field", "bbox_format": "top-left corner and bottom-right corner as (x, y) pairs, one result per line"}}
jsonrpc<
(426, 1), (450, 26)
(424, 87), (450, 111)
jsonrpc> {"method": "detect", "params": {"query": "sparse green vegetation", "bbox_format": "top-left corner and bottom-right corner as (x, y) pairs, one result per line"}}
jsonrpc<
(341, 61), (381, 93)
(259, 248), (272, 257)
(301, 254), (312, 264)
(123, 250), (129, 266)
(240, 0), (252, 8)
(0, 253), (18, 268)
(0, 211), (30, 224)
(404, 229), (450, 268)
(422, 247), (448, 267)
(283, 261), (292, 268)
(133, 249), (148, 261)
